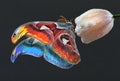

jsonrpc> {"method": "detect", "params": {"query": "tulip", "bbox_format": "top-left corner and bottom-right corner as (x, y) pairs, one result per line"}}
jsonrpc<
(75, 9), (115, 44)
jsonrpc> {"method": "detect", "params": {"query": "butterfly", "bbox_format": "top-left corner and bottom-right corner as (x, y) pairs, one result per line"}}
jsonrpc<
(11, 16), (81, 69)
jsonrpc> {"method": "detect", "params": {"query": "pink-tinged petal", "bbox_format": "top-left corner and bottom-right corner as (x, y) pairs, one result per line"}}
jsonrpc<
(75, 9), (114, 44)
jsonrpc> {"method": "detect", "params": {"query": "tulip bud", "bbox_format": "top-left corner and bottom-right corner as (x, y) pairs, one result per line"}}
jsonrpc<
(75, 9), (114, 44)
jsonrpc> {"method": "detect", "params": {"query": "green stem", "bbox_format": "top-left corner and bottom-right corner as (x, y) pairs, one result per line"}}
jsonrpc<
(113, 14), (120, 18)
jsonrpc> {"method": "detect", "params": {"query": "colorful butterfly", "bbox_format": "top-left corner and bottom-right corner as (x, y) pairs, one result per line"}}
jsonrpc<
(11, 17), (81, 69)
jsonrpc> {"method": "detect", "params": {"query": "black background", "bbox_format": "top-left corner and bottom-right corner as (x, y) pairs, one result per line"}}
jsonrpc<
(0, 0), (120, 81)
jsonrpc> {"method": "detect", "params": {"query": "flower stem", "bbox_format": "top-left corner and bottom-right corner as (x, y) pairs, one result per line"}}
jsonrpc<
(113, 14), (120, 18)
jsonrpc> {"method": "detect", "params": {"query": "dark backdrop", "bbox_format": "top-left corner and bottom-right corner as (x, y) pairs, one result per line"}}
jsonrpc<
(0, 0), (120, 81)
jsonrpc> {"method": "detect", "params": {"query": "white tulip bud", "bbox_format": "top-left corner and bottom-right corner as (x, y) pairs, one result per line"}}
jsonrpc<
(75, 9), (114, 44)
